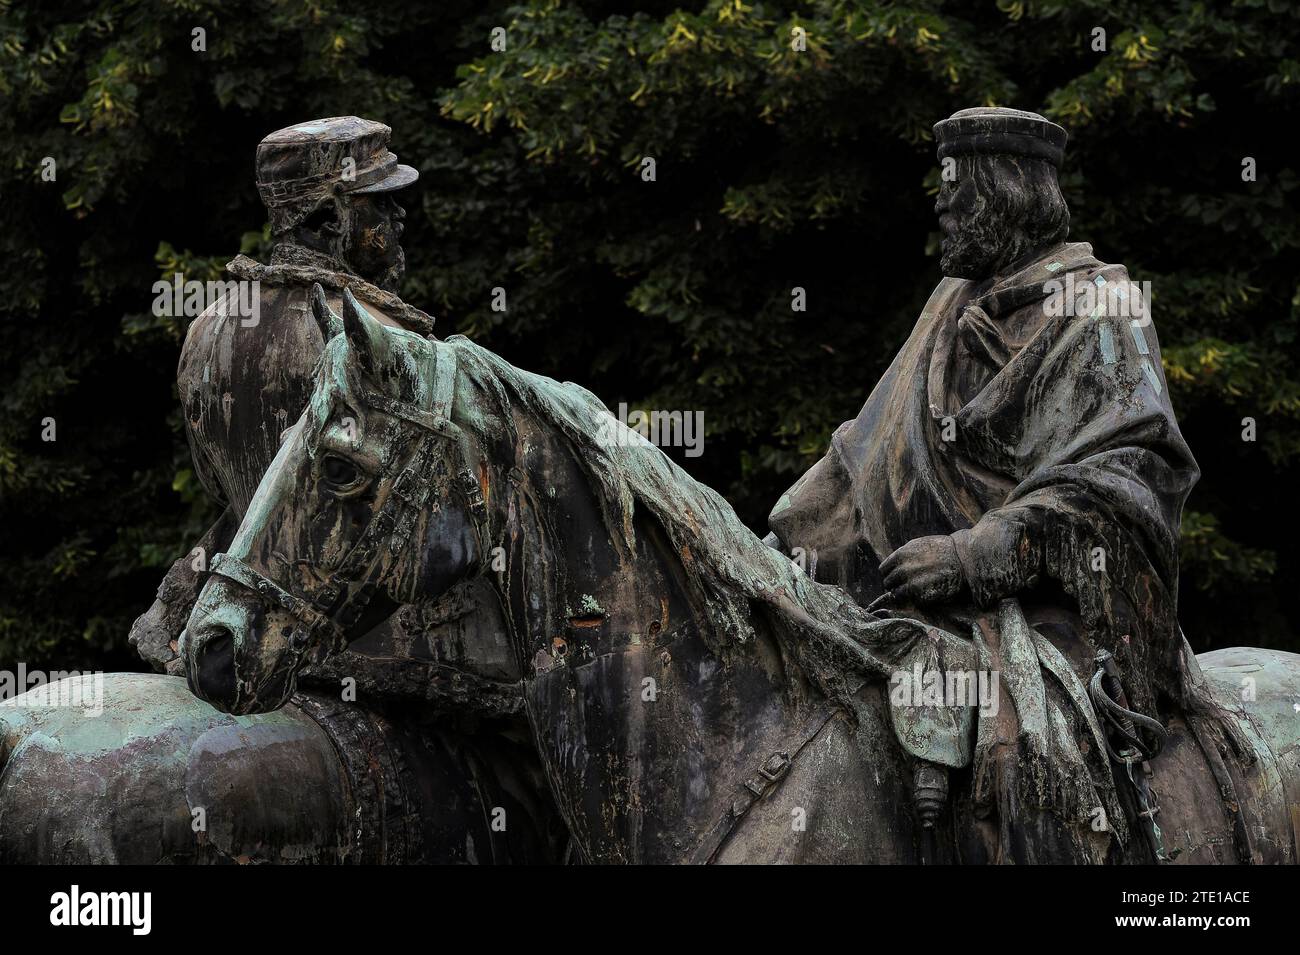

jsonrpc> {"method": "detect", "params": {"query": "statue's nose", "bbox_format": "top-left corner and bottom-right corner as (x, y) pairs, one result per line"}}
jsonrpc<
(184, 623), (237, 706)
(181, 575), (262, 711)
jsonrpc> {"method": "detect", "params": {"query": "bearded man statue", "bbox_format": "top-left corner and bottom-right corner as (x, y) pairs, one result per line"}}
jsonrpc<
(766, 107), (1247, 864)
(123, 117), (561, 863)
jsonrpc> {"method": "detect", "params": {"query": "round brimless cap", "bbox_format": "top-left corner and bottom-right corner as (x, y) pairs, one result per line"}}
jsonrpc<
(933, 107), (1067, 168)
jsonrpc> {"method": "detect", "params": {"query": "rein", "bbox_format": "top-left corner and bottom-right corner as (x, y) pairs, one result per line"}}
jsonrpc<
(208, 338), (488, 662)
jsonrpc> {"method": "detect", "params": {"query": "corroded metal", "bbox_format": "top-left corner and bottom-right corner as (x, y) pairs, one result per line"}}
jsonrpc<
(178, 283), (1300, 864)
(0, 673), (559, 864)
(100, 116), (560, 863)
(8, 109), (1298, 866)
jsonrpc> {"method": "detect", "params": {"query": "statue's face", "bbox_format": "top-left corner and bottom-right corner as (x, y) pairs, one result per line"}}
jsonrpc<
(934, 153), (1069, 281)
(341, 192), (407, 291)
(284, 192), (408, 289)
(935, 160), (1001, 280)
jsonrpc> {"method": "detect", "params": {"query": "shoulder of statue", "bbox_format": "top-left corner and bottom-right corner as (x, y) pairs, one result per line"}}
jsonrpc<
(224, 254), (436, 336)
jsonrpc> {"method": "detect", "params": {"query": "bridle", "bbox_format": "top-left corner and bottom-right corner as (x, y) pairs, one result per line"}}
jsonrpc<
(207, 337), (488, 665)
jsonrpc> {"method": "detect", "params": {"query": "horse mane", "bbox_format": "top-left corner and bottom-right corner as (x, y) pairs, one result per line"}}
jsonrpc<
(446, 335), (941, 708)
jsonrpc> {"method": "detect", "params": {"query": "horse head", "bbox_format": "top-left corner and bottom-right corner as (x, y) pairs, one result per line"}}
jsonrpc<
(181, 285), (487, 713)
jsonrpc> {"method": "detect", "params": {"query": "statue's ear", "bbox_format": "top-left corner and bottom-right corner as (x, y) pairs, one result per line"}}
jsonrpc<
(309, 283), (344, 341)
(341, 287), (392, 383)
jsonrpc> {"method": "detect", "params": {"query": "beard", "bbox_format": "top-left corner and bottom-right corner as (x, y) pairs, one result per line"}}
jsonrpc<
(939, 215), (1006, 280)
(940, 233), (992, 279)
(341, 209), (406, 290)
(375, 245), (406, 292)
(937, 157), (1068, 280)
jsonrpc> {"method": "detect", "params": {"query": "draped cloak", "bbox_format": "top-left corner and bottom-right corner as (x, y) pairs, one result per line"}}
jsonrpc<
(767, 241), (1225, 862)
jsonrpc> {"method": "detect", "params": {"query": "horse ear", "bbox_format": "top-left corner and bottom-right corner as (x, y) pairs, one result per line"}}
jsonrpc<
(341, 287), (390, 380)
(309, 283), (344, 341)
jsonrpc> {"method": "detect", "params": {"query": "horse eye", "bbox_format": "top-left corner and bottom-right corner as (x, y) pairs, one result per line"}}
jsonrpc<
(322, 454), (360, 487)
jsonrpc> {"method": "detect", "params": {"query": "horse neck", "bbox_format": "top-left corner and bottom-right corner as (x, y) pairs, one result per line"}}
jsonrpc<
(483, 412), (821, 862)
(489, 411), (684, 665)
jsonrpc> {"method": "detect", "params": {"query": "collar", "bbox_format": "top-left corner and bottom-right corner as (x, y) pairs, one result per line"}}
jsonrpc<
(227, 252), (436, 336)
(969, 241), (1100, 318)
(270, 243), (352, 273)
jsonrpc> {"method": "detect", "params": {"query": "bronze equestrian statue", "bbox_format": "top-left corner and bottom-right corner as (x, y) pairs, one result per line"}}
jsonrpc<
(765, 108), (1269, 863)
(3, 109), (1299, 864)
(1, 118), (563, 863)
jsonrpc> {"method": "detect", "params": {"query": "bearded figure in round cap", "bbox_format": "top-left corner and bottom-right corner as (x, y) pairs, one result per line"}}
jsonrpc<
(766, 107), (1247, 864)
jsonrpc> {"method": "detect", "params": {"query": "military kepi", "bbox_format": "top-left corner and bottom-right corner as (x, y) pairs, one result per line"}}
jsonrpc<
(256, 116), (418, 230)
(933, 107), (1067, 168)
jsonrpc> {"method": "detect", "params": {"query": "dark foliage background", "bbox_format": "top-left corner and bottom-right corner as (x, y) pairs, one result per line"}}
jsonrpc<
(2, 0), (1297, 673)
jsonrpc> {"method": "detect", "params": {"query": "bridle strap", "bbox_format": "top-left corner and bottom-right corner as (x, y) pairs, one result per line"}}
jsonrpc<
(208, 552), (345, 648)
(209, 339), (489, 653)
(355, 391), (451, 436)
(359, 339), (487, 530)
(354, 334), (459, 437)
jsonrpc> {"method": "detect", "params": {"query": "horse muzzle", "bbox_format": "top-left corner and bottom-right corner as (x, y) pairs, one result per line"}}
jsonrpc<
(181, 576), (298, 715)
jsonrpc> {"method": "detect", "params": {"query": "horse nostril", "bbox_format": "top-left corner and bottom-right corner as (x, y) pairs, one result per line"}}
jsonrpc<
(194, 628), (236, 704)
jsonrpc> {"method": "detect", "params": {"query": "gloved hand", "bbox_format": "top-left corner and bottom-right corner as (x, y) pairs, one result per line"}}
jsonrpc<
(879, 534), (966, 605)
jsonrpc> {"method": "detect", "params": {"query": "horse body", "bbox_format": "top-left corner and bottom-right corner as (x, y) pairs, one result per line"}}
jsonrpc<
(6, 656), (1295, 863)
(1153, 648), (1300, 864)
(485, 396), (908, 862)
(492, 345), (1300, 864)
(0, 673), (558, 864)
(180, 288), (1300, 864)
(514, 438), (1300, 863)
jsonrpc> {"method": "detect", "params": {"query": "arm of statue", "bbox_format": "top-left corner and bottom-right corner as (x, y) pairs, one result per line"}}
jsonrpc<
(128, 507), (239, 674)
(878, 534), (968, 605)
(879, 510), (1043, 608)
(950, 512), (1042, 607)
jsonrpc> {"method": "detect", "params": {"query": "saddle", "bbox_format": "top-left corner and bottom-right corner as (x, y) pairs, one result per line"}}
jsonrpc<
(884, 598), (1165, 862)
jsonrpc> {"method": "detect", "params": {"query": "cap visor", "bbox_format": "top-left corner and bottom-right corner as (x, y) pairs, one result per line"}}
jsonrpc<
(349, 163), (419, 194)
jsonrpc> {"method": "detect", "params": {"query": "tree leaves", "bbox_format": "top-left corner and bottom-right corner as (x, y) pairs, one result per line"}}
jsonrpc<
(2, 0), (1298, 669)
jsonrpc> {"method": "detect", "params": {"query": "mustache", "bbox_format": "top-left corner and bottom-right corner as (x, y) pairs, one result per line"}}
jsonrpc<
(361, 224), (403, 249)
